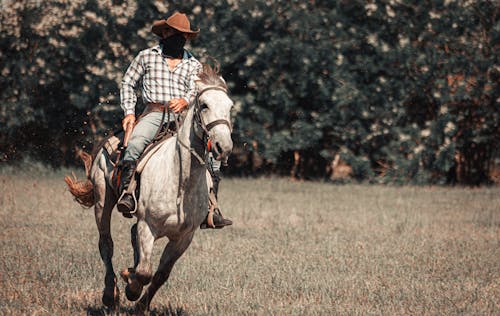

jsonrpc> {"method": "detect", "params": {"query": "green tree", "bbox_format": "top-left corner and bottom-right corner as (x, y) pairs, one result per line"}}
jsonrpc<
(1, 0), (497, 185)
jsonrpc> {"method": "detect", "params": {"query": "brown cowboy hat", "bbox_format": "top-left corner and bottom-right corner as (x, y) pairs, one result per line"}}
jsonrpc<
(152, 12), (200, 39)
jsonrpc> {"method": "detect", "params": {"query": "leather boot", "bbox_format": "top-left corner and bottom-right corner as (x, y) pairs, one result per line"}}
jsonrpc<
(200, 171), (233, 229)
(117, 160), (137, 216)
(200, 210), (233, 229)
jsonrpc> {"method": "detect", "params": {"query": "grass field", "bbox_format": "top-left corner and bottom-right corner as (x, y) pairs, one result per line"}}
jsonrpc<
(0, 168), (499, 315)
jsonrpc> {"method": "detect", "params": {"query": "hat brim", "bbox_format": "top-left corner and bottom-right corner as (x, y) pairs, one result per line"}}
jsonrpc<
(152, 20), (199, 39)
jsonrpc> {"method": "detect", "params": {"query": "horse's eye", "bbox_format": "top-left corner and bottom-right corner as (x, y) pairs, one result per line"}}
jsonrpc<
(200, 103), (208, 110)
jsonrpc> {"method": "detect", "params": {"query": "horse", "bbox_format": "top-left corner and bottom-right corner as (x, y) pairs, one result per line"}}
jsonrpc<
(65, 63), (233, 313)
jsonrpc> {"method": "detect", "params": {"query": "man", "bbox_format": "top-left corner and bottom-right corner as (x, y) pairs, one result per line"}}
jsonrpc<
(117, 12), (232, 228)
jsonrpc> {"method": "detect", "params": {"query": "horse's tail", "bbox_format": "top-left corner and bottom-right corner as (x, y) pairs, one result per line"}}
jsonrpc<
(64, 150), (95, 207)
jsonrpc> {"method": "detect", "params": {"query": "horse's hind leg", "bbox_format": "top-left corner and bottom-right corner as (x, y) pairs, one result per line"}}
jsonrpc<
(136, 232), (195, 312)
(94, 177), (120, 310)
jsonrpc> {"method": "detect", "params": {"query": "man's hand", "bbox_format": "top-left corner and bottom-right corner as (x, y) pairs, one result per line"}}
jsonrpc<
(169, 98), (188, 113)
(122, 114), (135, 131)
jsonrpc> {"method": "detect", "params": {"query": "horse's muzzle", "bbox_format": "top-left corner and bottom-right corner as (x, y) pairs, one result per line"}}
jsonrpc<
(212, 138), (233, 161)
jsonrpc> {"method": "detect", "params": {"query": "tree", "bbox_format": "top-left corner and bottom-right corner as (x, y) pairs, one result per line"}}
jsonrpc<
(1, 0), (497, 185)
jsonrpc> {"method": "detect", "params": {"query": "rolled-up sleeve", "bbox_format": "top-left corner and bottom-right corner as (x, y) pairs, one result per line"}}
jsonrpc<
(183, 61), (203, 105)
(120, 52), (144, 116)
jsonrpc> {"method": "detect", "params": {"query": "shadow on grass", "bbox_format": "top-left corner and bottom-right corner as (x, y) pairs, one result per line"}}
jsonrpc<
(86, 303), (187, 316)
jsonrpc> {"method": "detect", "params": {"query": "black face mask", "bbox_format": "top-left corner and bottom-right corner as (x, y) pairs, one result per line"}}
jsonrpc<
(159, 33), (186, 58)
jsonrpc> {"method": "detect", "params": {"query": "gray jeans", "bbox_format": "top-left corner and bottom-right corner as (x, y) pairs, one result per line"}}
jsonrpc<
(123, 112), (167, 161)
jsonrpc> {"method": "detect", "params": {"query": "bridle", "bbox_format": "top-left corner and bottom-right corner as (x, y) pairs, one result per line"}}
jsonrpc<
(194, 86), (233, 135)
(177, 85), (232, 165)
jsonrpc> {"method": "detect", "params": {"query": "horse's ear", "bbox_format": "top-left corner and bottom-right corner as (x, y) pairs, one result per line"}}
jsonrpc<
(203, 58), (220, 74)
(219, 76), (226, 85)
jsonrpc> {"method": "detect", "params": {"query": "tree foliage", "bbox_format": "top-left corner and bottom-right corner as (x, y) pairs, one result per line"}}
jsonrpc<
(0, 0), (498, 185)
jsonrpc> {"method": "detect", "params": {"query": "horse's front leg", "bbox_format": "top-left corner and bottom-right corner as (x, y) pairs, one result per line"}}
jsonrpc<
(118, 223), (140, 294)
(122, 219), (154, 301)
(94, 182), (120, 310)
(136, 232), (195, 313)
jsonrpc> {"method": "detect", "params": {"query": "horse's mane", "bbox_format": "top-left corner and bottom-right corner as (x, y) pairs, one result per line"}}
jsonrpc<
(198, 62), (227, 90)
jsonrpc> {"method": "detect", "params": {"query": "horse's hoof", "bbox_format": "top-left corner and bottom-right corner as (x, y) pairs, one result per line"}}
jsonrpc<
(102, 290), (114, 308)
(102, 284), (120, 309)
(135, 300), (149, 315)
(135, 270), (152, 285)
(125, 281), (143, 301)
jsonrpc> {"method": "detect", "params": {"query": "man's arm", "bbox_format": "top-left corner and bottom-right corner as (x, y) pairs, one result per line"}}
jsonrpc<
(120, 52), (145, 116)
(184, 61), (203, 105)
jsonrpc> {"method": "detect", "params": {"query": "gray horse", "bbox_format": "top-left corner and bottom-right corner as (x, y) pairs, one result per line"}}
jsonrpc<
(66, 64), (233, 313)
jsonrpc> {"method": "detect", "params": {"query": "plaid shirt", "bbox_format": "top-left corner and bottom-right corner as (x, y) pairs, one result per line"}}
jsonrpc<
(120, 46), (202, 116)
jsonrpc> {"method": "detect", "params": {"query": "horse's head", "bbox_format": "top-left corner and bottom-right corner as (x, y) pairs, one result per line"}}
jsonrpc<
(194, 63), (233, 161)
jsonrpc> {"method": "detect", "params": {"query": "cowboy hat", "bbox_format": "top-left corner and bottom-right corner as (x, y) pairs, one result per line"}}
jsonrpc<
(152, 12), (200, 38)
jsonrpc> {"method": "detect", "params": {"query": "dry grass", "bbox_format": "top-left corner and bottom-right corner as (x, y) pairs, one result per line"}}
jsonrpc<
(0, 168), (499, 315)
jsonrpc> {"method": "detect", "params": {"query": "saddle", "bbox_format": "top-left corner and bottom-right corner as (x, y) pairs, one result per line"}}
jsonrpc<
(103, 119), (180, 195)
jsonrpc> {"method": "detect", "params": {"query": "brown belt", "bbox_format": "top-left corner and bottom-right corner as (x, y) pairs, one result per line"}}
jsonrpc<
(144, 102), (168, 113)
(138, 102), (169, 119)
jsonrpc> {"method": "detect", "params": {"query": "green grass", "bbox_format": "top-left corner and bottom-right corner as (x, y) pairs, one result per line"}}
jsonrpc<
(0, 169), (499, 315)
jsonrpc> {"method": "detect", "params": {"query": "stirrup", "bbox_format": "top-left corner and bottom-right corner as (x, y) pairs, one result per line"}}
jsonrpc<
(201, 187), (231, 229)
(117, 190), (137, 218)
(200, 208), (232, 229)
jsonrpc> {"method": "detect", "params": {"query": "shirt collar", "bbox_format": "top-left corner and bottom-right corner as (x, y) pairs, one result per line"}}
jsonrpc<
(153, 45), (192, 60)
